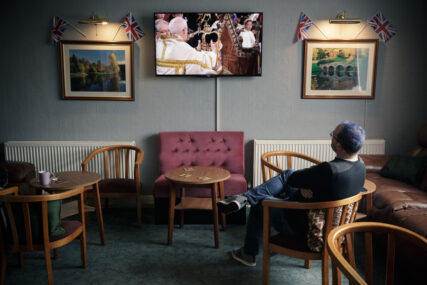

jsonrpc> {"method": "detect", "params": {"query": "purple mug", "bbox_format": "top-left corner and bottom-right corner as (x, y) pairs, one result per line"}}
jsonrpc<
(38, 171), (53, 186)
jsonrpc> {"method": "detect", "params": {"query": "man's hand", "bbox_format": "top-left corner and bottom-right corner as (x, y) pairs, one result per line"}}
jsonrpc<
(300, 188), (313, 199)
(196, 40), (202, 51)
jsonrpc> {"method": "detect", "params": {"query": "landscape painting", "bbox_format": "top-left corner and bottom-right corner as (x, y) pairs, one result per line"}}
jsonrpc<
(303, 40), (378, 99)
(60, 41), (133, 100)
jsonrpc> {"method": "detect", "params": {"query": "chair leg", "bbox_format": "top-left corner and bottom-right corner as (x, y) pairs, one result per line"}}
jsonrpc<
(304, 259), (311, 269)
(17, 252), (24, 267)
(332, 260), (341, 285)
(1, 246), (7, 285)
(136, 196), (142, 228)
(321, 251), (329, 285)
(44, 247), (53, 285)
(84, 193), (89, 227)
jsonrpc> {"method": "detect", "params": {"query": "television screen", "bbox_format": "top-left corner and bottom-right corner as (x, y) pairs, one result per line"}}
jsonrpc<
(154, 13), (263, 76)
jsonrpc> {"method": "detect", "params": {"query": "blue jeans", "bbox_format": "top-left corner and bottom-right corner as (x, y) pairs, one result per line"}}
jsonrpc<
(243, 169), (306, 257)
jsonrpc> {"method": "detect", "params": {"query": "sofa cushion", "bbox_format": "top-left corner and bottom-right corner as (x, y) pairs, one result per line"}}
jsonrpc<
(0, 161), (35, 183)
(360, 154), (390, 173)
(380, 155), (427, 187)
(366, 173), (421, 196)
(158, 132), (244, 175)
(374, 191), (427, 212)
(153, 173), (246, 198)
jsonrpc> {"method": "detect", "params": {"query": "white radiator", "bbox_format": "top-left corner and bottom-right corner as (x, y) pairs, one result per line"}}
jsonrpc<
(4, 141), (136, 178)
(253, 139), (385, 187)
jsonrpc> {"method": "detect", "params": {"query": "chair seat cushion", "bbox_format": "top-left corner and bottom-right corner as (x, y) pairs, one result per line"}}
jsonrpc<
(153, 173), (247, 198)
(50, 220), (82, 241)
(98, 178), (138, 193)
(270, 234), (311, 252)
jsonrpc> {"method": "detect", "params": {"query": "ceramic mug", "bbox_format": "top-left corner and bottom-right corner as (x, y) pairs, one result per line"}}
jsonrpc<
(38, 171), (53, 186)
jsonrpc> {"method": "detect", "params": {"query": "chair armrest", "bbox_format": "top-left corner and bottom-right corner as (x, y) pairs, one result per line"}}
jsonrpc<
(359, 154), (391, 173)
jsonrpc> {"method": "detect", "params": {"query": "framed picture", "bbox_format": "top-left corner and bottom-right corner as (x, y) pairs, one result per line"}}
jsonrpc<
(303, 39), (378, 99)
(60, 41), (134, 101)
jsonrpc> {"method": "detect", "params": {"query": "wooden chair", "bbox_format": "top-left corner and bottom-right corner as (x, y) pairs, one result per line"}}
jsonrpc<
(0, 186), (87, 285)
(327, 222), (427, 285)
(261, 151), (321, 270)
(81, 145), (144, 227)
(261, 151), (361, 285)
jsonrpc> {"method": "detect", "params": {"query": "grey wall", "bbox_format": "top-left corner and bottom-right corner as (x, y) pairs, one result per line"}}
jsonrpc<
(1, 0), (426, 193)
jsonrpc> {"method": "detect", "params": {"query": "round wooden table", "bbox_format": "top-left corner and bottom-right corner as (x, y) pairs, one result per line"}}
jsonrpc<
(165, 166), (231, 248)
(30, 171), (106, 245)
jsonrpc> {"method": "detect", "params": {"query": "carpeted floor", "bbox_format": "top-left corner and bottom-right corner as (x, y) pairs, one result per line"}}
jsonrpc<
(1, 208), (419, 284)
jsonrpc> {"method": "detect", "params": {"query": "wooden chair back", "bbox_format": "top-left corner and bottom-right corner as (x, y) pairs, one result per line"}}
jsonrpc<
(0, 187), (85, 251)
(261, 151), (321, 183)
(327, 222), (427, 285)
(81, 145), (144, 227)
(262, 192), (362, 285)
(81, 145), (144, 180)
(0, 186), (86, 285)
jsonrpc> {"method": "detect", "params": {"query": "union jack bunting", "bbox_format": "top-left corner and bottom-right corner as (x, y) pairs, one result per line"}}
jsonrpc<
(122, 12), (144, 42)
(51, 16), (68, 45)
(296, 12), (313, 41)
(368, 12), (397, 43)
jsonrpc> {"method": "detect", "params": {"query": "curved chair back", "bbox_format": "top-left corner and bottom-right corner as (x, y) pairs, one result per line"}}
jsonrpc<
(82, 145), (144, 180)
(327, 222), (427, 285)
(261, 151), (321, 183)
(81, 145), (144, 227)
(262, 192), (362, 285)
(0, 186), (87, 285)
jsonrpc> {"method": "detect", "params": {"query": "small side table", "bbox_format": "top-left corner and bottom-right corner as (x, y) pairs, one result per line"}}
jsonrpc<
(30, 171), (106, 245)
(165, 166), (230, 248)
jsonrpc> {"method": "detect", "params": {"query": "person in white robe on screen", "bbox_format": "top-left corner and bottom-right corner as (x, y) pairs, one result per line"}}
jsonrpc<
(156, 17), (219, 75)
(239, 19), (256, 49)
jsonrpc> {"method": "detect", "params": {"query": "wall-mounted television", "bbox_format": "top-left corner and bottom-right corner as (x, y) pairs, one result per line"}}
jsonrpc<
(154, 13), (263, 76)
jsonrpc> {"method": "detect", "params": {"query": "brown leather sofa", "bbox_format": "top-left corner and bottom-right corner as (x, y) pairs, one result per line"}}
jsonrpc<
(360, 124), (427, 282)
(360, 124), (427, 237)
(0, 161), (36, 194)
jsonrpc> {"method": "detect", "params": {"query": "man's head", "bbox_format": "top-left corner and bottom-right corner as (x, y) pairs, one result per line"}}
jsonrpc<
(331, 121), (366, 155)
(169, 17), (188, 41)
(155, 19), (170, 39)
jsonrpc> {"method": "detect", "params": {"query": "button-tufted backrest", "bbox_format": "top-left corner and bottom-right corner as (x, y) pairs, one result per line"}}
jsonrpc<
(158, 132), (244, 175)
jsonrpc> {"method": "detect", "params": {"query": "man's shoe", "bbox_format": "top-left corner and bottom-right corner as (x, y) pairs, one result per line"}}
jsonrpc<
(231, 247), (256, 267)
(217, 195), (248, 214)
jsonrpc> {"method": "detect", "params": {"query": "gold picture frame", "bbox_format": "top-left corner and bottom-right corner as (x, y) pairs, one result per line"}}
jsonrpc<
(60, 41), (134, 101)
(303, 39), (378, 99)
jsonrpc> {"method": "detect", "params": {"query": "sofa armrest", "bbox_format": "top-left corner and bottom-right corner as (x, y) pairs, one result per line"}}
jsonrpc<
(0, 161), (36, 183)
(359, 154), (391, 173)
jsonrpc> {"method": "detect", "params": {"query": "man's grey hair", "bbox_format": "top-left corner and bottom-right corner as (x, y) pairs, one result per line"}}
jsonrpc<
(155, 19), (169, 31)
(169, 17), (187, 35)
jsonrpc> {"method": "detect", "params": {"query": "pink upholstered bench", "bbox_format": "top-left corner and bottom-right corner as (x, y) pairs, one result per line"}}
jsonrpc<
(153, 131), (247, 224)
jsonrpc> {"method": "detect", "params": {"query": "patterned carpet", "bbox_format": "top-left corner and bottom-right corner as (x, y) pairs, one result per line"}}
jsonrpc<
(2, 208), (417, 284)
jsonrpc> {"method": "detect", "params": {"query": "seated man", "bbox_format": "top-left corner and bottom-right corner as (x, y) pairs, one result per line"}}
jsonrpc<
(218, 121), (366, 266)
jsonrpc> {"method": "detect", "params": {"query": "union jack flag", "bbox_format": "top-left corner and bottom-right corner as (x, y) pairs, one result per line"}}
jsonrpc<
(122, 12), (144, 42)
(368, 12), (397, 43)
(296, 12), (313, 41)
(51, 16), (68, 45)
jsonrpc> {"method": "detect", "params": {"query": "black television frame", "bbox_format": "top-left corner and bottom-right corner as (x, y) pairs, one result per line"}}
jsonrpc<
(154, 12), (263, 77)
